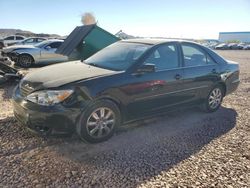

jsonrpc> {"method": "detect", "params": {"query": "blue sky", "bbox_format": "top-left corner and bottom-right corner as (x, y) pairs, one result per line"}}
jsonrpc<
(0, 0), (249, 39)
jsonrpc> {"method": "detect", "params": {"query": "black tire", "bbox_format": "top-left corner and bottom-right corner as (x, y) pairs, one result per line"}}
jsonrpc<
(18, 54), (34, 68)
(76, 100), (121, 143)
(0, 42), (4, 49)
(202, 85), (224, 113)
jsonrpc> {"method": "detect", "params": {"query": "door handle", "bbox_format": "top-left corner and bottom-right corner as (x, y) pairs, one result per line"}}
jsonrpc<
(175, 74), (182, 80)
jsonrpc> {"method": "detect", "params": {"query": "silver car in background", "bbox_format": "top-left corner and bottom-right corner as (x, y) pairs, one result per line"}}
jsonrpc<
(1, 39), (68, 67)
(13, 37), (47, 46)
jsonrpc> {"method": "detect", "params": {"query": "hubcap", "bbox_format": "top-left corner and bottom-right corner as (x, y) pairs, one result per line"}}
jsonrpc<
(86, 107), (115, 138)
(208, 88), (222, 109)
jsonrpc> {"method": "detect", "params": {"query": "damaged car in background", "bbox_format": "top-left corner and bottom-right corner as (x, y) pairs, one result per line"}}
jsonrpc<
(1, 39), (68, 67)
(0, 61), (23, 84)
(13, 39), (240, 143)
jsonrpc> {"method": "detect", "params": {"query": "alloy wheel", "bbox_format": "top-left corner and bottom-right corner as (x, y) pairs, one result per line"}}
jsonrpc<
(86, 107), (115, 139)
(19, 55), (32, 67)
(208, 88), (222, 109)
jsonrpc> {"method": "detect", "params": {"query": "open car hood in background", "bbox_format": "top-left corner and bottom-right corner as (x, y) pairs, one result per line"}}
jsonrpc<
(55, 25), (95, 56)
(0, 61), (22, 84)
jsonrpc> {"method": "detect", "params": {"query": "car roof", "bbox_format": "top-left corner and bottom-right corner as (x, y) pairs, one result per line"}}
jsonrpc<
(44, 39), (64, 43)
(4, 35), (25, 37)
(121, 38), (198, 45)
(25, 37), (47, 39)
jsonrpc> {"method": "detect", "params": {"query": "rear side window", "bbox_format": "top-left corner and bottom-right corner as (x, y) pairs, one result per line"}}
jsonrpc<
(145, 44), (179, 70)
(182, 44), (215, 67)
(47, 42), (62, 49)
(25, 38), (35, 43)
(16, 36), (24, 40)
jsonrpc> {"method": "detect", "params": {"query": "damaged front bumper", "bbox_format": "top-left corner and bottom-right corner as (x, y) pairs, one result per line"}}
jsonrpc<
(1, 51), (18, 62)
(0, 61), (23, 84)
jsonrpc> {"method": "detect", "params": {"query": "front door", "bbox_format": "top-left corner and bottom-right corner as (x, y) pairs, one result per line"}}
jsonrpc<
(124, 43), (185, 119)
(40, 42), (68, 63)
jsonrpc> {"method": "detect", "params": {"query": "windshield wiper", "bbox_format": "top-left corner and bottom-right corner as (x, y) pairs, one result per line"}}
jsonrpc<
(86, 62), (110, 70)
(86, 62), (100, 67)
(83, 61), (120, 71)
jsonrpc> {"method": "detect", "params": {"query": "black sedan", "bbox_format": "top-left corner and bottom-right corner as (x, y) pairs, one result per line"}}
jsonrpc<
(12, 39), (240, 143)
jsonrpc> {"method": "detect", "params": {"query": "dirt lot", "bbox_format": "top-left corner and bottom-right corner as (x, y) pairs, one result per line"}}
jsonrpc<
(0, 51), (249, 188)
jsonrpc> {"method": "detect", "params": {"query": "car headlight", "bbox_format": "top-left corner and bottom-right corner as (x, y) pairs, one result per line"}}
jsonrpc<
(26, 90), (73, 106)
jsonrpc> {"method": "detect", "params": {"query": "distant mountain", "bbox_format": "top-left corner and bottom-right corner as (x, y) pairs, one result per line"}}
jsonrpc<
(0, 29), (61, 38)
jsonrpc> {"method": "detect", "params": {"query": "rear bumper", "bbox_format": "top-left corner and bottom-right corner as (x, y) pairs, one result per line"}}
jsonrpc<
(226, 79), (240, 95)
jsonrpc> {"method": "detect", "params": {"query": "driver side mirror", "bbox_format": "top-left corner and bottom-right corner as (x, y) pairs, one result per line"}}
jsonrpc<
(134, 63), (155, 75)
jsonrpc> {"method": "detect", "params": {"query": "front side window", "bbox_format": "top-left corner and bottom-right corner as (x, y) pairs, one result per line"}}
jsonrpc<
(144, 44), (179, 71)
(4, 36), (14, 40)
(35, 40), (50, 48)
(24, 38), (35, 43)
(85, 42), (150, 71)
(46, 42), (62, 49)
(182, 44), (215, 67)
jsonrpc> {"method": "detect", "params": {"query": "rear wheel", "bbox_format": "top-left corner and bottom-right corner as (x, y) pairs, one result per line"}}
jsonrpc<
(18, 54), (34, 68)
(76, 100), (121, 143)
(203, 86), (224, 112)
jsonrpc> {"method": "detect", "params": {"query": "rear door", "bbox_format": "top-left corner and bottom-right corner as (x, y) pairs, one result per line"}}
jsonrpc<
(180, 42), (220, 102)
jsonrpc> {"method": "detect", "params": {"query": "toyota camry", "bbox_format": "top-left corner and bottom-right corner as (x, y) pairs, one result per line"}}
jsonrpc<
(12, 39), (240, 143)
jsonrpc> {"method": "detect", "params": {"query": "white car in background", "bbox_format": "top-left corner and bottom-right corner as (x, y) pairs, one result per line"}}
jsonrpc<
(0, 35), (26, 48)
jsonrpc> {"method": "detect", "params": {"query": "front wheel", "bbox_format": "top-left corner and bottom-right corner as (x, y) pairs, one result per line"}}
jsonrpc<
(18, 54), (34, 68)
(203, 86), (224, 112)
(76, 100), (121, 143)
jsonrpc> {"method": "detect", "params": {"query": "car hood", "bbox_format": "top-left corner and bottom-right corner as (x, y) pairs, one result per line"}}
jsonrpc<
(20, 61), (117, 91)
(2, 45), (35, 53)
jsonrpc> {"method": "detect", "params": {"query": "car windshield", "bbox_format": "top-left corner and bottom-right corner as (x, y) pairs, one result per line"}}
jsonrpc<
(84, 42), (150, 71)
(34, 40), (51, 48)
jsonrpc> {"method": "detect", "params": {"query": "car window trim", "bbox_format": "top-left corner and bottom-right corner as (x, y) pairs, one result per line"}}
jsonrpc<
(181, 64), (216, 69)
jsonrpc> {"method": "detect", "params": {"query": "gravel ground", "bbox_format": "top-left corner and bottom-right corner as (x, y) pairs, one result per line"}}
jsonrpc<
(0, 50), (249, 187)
